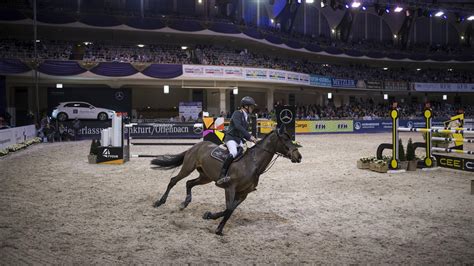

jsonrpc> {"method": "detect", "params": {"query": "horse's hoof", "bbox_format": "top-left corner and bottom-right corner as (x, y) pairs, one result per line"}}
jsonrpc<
(215, 230), (224, 236)
(153, 200), (164, 208)
(179, 202), (187, 210)
(203, 211), (212, 220)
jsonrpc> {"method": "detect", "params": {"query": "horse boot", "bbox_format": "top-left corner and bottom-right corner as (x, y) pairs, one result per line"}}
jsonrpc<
(216, 154), (234, 185)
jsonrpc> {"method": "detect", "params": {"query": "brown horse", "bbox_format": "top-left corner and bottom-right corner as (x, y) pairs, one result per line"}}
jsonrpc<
(150, 127), (302, 235)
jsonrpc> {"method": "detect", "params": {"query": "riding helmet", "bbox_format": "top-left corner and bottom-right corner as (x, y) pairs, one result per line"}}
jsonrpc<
(241, 96), (257, 107)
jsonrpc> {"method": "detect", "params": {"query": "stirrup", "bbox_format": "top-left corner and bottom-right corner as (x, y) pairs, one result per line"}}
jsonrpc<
(216, 176), (231, 185)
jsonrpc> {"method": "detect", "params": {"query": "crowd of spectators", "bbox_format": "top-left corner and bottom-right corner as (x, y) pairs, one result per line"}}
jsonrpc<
(1, 39), (473, 83)
(291, 100), (472, 120)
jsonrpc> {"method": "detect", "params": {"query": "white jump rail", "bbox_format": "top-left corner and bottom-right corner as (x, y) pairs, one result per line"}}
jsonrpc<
(431, 137), (474, 143)
(432, 147), (474, 155)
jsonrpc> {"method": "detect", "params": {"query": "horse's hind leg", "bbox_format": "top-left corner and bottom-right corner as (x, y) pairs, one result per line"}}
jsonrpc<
(179, 170), (211, 210)
(153, 158), (196, 208)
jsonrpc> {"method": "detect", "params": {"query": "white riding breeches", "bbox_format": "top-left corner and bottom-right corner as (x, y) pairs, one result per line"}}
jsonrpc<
(225, 140), (244, 158)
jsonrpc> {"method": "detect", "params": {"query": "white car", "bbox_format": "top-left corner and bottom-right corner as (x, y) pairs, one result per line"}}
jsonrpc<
(52, 102), (115, 121)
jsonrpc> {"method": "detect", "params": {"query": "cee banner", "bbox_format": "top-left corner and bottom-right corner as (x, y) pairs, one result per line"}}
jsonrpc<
(296, 120), (353, 133)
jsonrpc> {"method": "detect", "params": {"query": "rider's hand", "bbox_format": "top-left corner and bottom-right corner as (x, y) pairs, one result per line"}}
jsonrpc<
(250, 136), (257, 143)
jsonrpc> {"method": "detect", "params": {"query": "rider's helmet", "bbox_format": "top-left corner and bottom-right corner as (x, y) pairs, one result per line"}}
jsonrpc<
(240, 96), (257, 107)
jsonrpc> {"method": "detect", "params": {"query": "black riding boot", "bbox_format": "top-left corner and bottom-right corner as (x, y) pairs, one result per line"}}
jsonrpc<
(216, 154), (234, 185)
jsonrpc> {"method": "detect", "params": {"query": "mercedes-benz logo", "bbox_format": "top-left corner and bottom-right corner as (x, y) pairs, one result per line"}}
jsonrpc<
(115, 91), (124, 101)
(466, 162), (474, 170)
(279, 109), (293, 124)
(407, 121), (414, 128)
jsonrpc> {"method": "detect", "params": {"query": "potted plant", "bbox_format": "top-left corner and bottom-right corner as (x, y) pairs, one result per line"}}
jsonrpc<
(398, 138), (408, 170)
(369, 159), (389, 173)
(406, 138), (419, 171)
(88, 139), (100, 164)
(357, 156), (375, 169)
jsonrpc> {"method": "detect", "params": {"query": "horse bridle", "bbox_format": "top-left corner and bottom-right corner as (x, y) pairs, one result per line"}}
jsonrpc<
(254, 132), (297, 159)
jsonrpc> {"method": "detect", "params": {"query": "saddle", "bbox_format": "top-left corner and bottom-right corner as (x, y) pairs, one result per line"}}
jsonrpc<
(210, 144), (246, 163)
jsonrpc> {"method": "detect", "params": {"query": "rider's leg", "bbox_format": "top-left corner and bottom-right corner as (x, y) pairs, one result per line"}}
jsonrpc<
(216, 140), (238, 185)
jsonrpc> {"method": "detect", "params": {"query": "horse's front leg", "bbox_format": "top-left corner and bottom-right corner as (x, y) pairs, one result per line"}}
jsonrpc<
(215, 191), (248, 235)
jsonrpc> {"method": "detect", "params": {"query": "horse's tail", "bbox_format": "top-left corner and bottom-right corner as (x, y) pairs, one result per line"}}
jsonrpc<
(151, 151), (187, 170)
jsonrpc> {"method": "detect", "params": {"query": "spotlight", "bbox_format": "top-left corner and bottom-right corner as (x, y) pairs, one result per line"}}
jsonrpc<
(416, 68), (421, 71)
(361, 6), (366, 10)
(393, 34), (397, 38)
(442, 15), (447, 19)
(394, 6), (403, 12)
(56, 83), (63, 88)
(351, 1), (360, 8)
(328, 93), (332, 99)
(270, 18), (274, 24)
(35, 39), (40, 43)
(468, 16), (474, 21)
(443, 95), (447, 101)
(306, 0), (314, 3)
(233, 87), (238, 95)
(198, 0), (202, 3)
(181, 46), (188, 50)
(137, 44), (145, 48)
(321, 1), (325, 7)
(345, 4), (349, 9)
(164, 85), (169, 94)
(383, 67), (388, 70)
(461, 36), (465, 40)
(435, 11), (444, 17)
(384, 94), (388, 100)
(385, 7), (390, 13)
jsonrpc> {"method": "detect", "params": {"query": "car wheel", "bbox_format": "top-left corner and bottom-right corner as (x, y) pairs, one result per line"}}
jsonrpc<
(98, 112), (108, 121)
(57, 112), (68, 122)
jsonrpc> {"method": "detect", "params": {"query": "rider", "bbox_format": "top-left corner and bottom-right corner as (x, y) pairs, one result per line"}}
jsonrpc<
(216, 96), (258, 185)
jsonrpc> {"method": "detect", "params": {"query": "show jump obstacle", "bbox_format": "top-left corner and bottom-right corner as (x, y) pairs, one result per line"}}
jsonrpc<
(377, 107), (474, 172)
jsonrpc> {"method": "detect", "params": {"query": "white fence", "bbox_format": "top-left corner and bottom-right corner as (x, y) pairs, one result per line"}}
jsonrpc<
(0, 125), (36, 150)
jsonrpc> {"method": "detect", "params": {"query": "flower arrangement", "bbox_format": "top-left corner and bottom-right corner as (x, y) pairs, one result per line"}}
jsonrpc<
(1, 137), (42, 157)
(357, 156), (376, 169)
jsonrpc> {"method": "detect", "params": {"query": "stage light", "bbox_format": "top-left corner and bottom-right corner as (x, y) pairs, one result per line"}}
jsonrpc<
(164, 85), (169, 94)
(384, 94), (388, 100)
(321, 1), (325, 7)
(328, 93), (332, 99)
(351, 2), (360, 8)
(383, 67), (388, 70)
(447, 68), (453, 72)
(393, 34), (397, 39)
(345, 4), (349, 9)
(36, 40), (40, 43)
(416, 68), (421, 71)
(233, 87), (238, 95)
(435, 11), (444, 17)
(461, 36), (465, 40)
(361, 6), (366, 10)
(198, 0), (202, 3)
(394, 6), (403, 12)
(270, 18), (274, 24)
(331, 29), (335, 33)
(83, 42), (92, 46)
(468, 16), (474, 21)
(385, 7), (390, 13)
(442, 15), (447, 19)
(443, 95), (447, 101)
(306, 0), (314, 3)
(137, 44), (145, 48)
(181, 46), (188, 50)
(56, 83), (63, 88)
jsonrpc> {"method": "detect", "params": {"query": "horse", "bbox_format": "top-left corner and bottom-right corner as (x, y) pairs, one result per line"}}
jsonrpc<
(150, 127), (302, 235)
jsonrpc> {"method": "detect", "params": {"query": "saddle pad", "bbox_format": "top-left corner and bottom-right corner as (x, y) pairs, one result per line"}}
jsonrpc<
(210, 145), (245, 162)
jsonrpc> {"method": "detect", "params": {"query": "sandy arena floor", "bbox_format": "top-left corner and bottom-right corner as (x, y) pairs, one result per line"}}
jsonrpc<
(0, 133), (473, 264)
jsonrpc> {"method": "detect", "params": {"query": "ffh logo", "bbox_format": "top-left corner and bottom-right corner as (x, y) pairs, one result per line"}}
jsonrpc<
(279, 109), (293, 124)
(315, 124), (326, 129)
(338, 124), (348, 129)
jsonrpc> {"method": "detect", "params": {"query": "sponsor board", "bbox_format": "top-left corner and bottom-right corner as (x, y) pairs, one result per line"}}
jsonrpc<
(310, 75), (332, 87)
(331, 78), (357, 88)
(353, 119), (448, 133)
(297, 120), (353, 133)
(412, 82), (474, 92)
(96, 146), (124, 164)
(0, 125), (36, 149)
(384, 81), (408, 91)
(433, 154), (474, 172)
(365, 81), (382, 90)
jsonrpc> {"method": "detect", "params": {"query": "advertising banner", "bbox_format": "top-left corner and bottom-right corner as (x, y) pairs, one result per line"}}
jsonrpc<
(433, 154), (474, 172)
(0, 124), (36, 149)
(384, 81), (408, 91)
(244, 68), (268, 80)
(365, 81), (382, 90)
(412, 82), (474, 92)
(297, 120), (353, 133)
(331, 78), (357, 88)
(353, 119), (448, 133)
(179, 102), (202, 121)
(310, 75), (332, 87)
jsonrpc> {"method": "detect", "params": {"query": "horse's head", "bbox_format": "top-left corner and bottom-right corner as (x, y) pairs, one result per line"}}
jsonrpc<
(273, 126), (302, 163)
